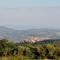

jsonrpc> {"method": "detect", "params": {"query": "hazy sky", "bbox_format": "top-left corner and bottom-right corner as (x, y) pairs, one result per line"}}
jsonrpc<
(0, 0), (60, 29)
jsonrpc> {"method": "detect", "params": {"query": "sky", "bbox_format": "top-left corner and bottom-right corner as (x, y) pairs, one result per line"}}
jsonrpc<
(0, 0), (60, 30)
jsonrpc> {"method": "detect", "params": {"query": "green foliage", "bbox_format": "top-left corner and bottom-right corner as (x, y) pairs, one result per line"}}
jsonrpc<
(0, 39), (60, 60)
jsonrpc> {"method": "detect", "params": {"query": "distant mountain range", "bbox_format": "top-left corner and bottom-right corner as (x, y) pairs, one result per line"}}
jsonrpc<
(0, 26), (60, 42)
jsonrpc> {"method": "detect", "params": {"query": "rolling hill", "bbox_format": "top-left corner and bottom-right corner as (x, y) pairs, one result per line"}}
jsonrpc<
(0, 26), (60, 42)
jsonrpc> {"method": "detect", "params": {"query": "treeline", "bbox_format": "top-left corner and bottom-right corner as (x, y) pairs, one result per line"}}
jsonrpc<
(0, 39), (60, 60)
(34, 39), (60, 45)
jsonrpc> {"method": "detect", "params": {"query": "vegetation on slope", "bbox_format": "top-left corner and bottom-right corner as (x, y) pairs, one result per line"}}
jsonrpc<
(0, 39), (60, 60)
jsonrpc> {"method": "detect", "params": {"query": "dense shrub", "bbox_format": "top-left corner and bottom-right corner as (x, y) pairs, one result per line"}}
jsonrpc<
(0, 39), (60, 60)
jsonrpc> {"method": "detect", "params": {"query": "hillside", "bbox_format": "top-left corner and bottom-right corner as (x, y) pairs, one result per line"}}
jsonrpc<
(0, 26), (60, 42)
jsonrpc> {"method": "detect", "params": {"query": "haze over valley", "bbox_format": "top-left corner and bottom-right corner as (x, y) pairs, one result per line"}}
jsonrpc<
(0, 26), (60, 42)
